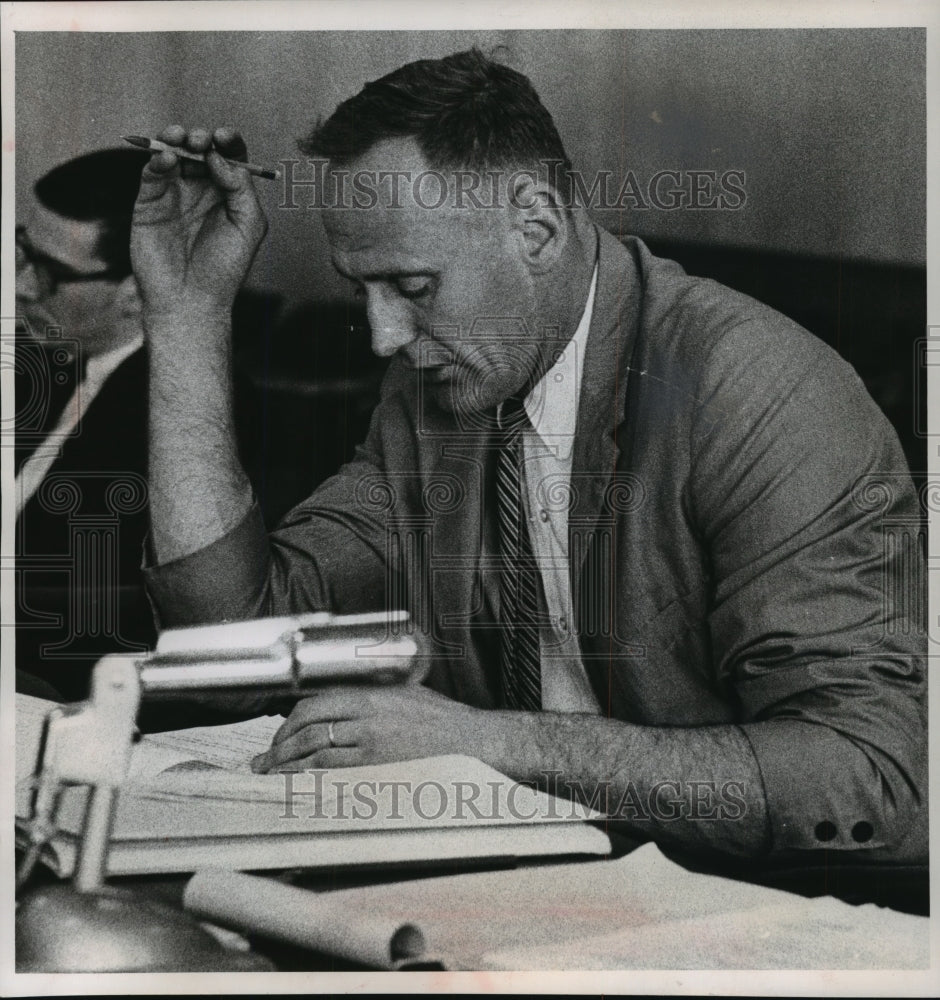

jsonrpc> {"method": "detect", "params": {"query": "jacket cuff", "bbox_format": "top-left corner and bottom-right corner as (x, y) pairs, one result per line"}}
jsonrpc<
(142, 502), (269, 629)
(740, 718), (899, 853)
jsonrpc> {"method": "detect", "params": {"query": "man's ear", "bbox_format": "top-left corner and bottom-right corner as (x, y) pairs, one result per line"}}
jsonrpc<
(115, 274), (143, 318)
(509, 174), (568, 274)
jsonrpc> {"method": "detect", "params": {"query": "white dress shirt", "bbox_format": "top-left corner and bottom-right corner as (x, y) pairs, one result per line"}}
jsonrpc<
(15, 334), (144, 517)
(518, 264), (600, 713)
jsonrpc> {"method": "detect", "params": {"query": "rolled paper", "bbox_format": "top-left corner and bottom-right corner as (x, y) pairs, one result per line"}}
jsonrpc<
(183, 868), (429, 969)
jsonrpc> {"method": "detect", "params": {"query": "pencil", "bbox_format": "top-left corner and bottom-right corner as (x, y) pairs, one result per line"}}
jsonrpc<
(123, 135), (280, 180)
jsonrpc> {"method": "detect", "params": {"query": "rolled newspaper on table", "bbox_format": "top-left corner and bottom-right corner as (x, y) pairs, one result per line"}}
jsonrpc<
(184, 868), (434, 969)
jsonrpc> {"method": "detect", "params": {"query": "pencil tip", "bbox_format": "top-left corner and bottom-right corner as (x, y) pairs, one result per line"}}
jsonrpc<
(122, 135), (149, 148)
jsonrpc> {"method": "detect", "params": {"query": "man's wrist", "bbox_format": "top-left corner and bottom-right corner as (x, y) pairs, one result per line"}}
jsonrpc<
(459, 707), (546, 779)
(142, 299), (232, 343)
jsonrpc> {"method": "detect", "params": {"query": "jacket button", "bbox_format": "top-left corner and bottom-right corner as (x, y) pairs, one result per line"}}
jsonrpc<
(814, 821), (837, 842)
(851, 821), (874, 843)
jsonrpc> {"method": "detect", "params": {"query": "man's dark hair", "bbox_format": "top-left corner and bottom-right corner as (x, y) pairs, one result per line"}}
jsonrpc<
(34, 148), (150, 276)
(300, 47), (573, 205)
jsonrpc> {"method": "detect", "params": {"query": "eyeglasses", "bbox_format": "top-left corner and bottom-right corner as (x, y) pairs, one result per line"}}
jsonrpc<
(15, 225), (125, 296)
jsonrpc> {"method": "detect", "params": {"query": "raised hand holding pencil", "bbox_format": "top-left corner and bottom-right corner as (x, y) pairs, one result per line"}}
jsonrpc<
(130, 124), (269, 319)
(131, 124), (265, 565)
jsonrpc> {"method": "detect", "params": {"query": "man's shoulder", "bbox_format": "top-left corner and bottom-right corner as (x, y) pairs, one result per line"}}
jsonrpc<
(604, 231), (854, 391)
(615, 232), (815, 344)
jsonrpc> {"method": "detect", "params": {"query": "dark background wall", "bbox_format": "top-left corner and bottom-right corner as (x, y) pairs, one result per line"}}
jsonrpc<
(15, 29), (927, 517)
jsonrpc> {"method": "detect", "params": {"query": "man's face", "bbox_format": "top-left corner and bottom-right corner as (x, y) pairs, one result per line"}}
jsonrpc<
(16, 203), (128, 356)
(322, 138), (548, 415)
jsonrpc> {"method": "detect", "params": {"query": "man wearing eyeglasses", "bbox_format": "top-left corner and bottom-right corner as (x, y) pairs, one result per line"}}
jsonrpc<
(15, 149), (270, 712)
(14, 148), (156, 703)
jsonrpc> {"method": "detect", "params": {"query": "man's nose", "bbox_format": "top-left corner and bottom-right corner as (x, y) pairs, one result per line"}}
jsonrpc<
(16, 263), (42, 302)
(367, 292), (417, 358)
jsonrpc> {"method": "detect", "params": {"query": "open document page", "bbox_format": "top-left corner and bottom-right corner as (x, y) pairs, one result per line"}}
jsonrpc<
(16, 693), (611, 876)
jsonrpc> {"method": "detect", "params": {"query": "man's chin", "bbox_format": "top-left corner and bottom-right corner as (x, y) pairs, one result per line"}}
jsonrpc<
(423, 383), (510, 429)
(413, 364), (522, 420)
(423, 380), (461, 413)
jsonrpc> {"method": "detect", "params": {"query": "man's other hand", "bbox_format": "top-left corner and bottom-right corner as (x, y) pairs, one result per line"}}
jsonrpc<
(131, 125), (268, 320)
(250, 685), (488, 772)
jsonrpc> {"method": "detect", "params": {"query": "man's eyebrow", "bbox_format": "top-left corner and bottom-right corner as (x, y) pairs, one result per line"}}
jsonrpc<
(330, 258), (434, 282)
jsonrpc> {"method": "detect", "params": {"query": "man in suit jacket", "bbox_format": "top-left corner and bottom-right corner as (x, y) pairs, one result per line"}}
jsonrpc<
(14, 148), (268, 709)
(134, 51), (925, 876)
(15, 149), (154, 702)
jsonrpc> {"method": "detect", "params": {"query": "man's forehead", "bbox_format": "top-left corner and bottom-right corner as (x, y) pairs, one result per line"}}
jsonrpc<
(322, 194), (470, 252)
(323, 206), (499, 285)
(332, 135), (431, 190)
(24, 201), (107, 269)
(321, 137), (502, 249)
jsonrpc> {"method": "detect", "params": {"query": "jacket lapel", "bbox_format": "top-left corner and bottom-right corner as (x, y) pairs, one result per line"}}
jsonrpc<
(569, 227), (643, 579)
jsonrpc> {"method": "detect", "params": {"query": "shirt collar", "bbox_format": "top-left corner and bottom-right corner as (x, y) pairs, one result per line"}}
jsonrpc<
(523, 261), (598, 456)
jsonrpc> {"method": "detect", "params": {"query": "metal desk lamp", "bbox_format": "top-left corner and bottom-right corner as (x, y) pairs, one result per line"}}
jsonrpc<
(15, 611), (421, 972)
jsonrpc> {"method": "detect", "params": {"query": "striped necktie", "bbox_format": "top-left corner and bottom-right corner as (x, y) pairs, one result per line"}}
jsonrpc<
(496, 395), (542, 711)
